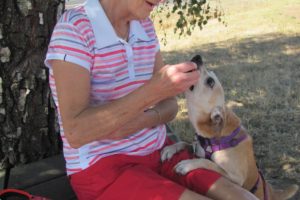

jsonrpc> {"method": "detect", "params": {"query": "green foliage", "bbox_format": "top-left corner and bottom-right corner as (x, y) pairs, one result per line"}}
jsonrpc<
(151, 0), (225, 44)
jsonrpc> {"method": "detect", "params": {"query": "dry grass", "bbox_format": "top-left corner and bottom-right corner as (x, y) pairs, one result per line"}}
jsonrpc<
(156, 0), (300, 196)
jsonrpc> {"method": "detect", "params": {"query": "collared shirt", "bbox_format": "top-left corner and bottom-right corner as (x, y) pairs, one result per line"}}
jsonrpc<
(45, 0), (166, 175)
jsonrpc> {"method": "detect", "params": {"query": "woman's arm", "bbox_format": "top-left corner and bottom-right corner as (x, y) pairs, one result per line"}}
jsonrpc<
(108, 51), (179, 139)
(51, 51), (199, 148)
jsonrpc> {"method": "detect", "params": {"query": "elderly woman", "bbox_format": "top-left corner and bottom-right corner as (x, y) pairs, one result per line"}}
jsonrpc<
(45, 0), (258, 199)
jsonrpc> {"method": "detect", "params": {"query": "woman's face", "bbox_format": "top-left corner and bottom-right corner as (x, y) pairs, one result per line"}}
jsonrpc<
(127, 0), (161, 20)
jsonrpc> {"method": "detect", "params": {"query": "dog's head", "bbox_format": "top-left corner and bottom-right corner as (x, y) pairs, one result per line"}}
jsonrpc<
(185, 55), (226, 138)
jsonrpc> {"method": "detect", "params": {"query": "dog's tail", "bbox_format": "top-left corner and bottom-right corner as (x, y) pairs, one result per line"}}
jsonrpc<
(271, 184), (299, 200)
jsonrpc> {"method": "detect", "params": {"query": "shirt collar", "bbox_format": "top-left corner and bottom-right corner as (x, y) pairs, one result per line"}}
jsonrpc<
(84, 0), (150, 49)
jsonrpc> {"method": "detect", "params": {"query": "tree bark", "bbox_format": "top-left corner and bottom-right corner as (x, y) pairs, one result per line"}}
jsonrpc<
(0, 0), (65, 169)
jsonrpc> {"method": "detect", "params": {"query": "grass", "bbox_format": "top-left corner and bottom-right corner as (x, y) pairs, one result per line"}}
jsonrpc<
(155, 0), (300, 195)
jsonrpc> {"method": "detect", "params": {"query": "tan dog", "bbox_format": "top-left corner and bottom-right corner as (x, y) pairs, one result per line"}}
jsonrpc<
(161, 55), (299, 200)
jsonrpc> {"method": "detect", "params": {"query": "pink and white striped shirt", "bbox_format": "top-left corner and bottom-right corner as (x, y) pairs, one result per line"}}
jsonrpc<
(45, 0), (166, 175)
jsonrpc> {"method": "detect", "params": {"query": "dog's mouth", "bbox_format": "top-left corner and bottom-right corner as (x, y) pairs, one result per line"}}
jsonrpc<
(190, 85), (195, 91)
(188, 64), (201, 91)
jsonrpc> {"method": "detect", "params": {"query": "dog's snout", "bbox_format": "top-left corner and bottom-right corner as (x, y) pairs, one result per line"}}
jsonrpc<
(190, 55), (203, 72)
(190, 85), (194, 91)
(191, 55), (203, 67)
(197, 63), (201, 70)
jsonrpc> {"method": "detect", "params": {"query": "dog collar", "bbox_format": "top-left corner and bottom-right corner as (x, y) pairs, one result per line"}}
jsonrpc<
(196, 126), (247, 159)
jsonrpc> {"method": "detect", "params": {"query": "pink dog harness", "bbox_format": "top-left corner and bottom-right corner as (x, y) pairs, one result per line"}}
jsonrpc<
(196, 126), (268, 200)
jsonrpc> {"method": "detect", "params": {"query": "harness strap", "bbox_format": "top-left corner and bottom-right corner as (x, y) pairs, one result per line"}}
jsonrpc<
(250, 173), (260, 194)
(260, 170), (269, 200)
(248, 171), (269, 200)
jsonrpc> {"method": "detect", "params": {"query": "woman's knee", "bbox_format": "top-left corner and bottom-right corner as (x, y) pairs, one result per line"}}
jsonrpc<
(183, 169), (222, 195)
(179, 189), (212, 200)
(206, 177), (259, 200)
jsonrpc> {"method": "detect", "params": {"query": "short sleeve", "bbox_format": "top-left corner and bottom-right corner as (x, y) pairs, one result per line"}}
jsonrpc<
(44, 21), (93, 72)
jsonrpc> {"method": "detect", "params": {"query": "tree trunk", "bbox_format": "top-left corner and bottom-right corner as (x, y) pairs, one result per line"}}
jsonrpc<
(0, 0), (65, 169)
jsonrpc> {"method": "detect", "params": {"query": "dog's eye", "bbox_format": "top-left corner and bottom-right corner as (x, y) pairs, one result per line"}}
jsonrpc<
(206, 77), (215, 88)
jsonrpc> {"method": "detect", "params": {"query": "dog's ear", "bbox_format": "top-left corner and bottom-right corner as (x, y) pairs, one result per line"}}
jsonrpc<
(191, 55), (203, 68)
(210, 106), (225, 133)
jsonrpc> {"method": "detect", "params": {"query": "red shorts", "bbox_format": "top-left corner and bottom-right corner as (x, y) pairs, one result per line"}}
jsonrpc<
(70, 140), (221, 200)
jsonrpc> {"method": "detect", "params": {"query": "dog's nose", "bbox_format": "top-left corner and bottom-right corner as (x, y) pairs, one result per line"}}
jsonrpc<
(191, 55), (203, 69)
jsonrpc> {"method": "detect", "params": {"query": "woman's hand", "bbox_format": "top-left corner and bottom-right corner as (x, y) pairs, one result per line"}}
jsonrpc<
(149, 62), (200, 99)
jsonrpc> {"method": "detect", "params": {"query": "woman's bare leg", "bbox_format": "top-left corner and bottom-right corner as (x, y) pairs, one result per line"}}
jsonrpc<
(206, 177), (259, 200)
(179, 189), (213, 200)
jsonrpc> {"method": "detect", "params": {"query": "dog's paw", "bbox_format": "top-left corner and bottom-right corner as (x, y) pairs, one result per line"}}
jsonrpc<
(161, 145), (179, 162)
(161, 142), (186, 162)
(192, 141), (205, 158)
(174, 159), (201, 175)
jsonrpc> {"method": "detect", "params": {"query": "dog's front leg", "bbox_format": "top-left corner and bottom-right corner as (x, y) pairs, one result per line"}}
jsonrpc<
(161, 141), (190, 161)
(192, 141), (205, 158)
(175, 158), (229, 179)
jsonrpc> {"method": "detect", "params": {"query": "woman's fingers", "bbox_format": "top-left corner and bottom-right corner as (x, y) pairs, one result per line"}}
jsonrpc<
(150, 62), (200, 98)
(172, 62), (198, 73)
